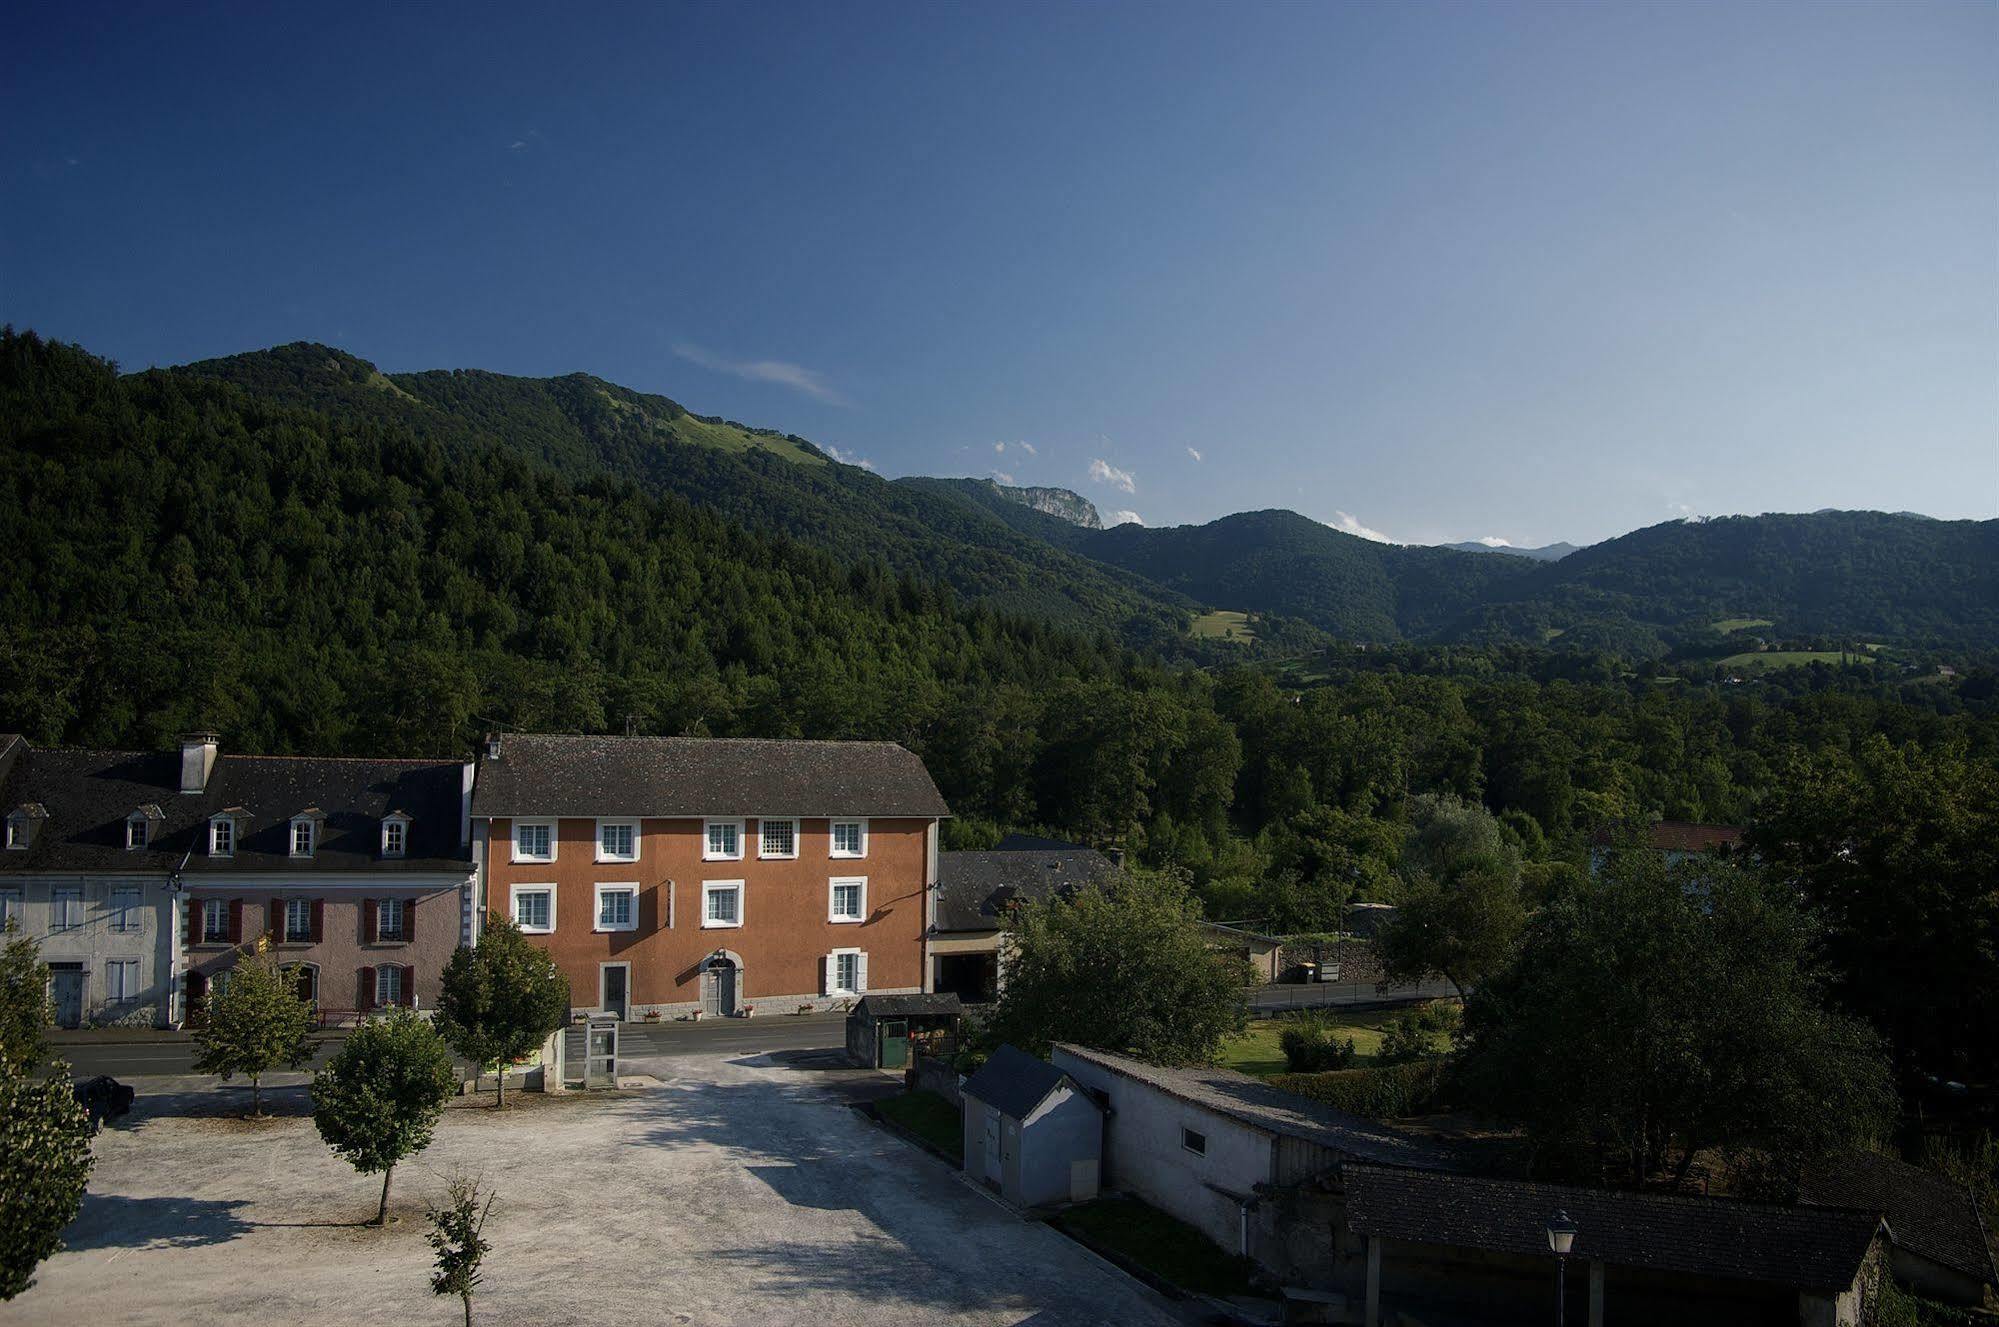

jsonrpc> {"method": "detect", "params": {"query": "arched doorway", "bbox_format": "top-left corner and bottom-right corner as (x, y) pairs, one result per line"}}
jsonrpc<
(700, 951), (742, 1017)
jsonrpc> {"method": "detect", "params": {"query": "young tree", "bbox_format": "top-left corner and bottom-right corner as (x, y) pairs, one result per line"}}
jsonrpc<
(311, 1009), (456, 1226)
(989, 868), (1249, 1067)
(433, 918), (570, 1108)
(426, 1173), (494, 1327)
(190, 941), (316, 1116)
(0, 1055), (95, 1300)
(1457, 850), (1895, 1191)
(0, 919), (53, 1067)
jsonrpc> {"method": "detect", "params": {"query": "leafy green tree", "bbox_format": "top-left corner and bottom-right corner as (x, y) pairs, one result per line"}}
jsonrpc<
(311, 1010), (457, 1226)
(434, 918), (570, 1107)
(1458, 851), (1895, 1191)
(0, 1055), (94, 1300)
(990, 869), (1249, 1066)
(1378, 796), (1525, 996)
(190, 943), (315, 1116)
(426, 1173), (494, 1327)
(0, 920), (52, 1067)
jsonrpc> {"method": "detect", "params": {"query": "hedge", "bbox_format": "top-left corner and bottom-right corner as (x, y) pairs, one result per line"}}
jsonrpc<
(1267, 1059), (1450, 1119)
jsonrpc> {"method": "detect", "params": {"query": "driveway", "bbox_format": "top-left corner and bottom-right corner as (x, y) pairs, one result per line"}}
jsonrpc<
(5, 1048), (1181, 1327)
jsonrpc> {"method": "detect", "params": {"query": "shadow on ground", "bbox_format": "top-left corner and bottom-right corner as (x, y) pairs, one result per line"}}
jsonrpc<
(61, 1194), (256, 1251)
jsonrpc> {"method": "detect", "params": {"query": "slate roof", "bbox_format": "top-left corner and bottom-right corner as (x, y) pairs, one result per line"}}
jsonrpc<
(993, 833), (1093, 852)
(963, 1044), (1084, 1120)
(1800, 1150), (1998, 1287)
(851, 992), (963, 1020)
(1343, 1164), (1883, 1293)
(0, 741), (470, 875)
(934, 848), (1115, 932)
(1051, 1045), (1452, 1171)
(470, 734), (949, 820)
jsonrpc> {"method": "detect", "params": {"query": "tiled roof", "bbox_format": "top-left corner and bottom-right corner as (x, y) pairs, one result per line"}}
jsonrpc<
(1051, 1045), (1452, 1171)
(1343, 1164), (1883, 1293)
(469, 734), (949, 820)
(992, 833), (1093, 852)
(1800, 1150), (1997, 1287)
(0, 743), (470, 875)
(1590, 821), (1744, 853)
(852, 992), (962, 1020)
(963, 1044), (1082, 1121)
(933, 848), (1115, 932)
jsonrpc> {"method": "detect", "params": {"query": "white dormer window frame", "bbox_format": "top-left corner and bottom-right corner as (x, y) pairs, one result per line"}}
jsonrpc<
(758, 818), (798, 859)
(512, 819), (556, 864)
(381, 813), (410, 859)
(209, 815), (236, 858)
(596, 819), (639, 864)
(5, 816), (26, 851)
(830, 819), (868, 859)
(290, 818), (317, 859)
(704, 819), (744, 862)
(126, 813), (152, 850)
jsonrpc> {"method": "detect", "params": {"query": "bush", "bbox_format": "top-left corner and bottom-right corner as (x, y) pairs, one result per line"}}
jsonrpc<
(1279, 1014), (1357, 1072)
(1377, 1001), (1462, 1065)
(1268, 1060), (1450, 1119)
(0, 1057), (95, 1299)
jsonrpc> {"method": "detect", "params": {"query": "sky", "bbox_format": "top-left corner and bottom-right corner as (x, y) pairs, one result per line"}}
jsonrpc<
(4, 1), (1993, 546)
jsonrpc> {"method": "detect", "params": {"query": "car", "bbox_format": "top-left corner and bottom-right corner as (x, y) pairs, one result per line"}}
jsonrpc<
(72, 1074), (136, 1132)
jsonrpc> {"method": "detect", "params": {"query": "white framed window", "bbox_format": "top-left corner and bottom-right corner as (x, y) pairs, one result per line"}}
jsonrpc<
(209, 817), (235, 857)
(704, 819), (743, 861)
(595, 884), (637, 932)
(5, 817), (26, 850)
(510, 885), (555, 934)
(290, 819), (316, 858)
(829, 876), (866, 923)
(110, 887), (141, 933)
(758, 818), (798, 859)
(382, 818), (407, 858)
(106, 958), (140, 1002)
(702, 880), (743, 928)
(827, 948), (865, 996)
(0, 889), (20, 929)
(830, 820), (868, 859)
(512, 820), (556, 863)
(201, 897), (228, 943)
(596, 820), (638, 863)
(1182, 1127), (1207, 1157)
(375, 965), (403, 1007)
(52, 887), (82, 931)
(283, 898), (313, 944)
(377, 897), (408, 942)
(126, 816), (150, 850)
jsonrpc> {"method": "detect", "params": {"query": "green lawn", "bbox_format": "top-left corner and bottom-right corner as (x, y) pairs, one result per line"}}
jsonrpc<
(1190, 609), (1256, 642)
(1216, 1010), (1405, 1076)
(1055, 1196), (1258, 1298)
(1712, 617), (1774, 633)
(876, 1090), (962, 1160)
(1719, 649), (1868, 672)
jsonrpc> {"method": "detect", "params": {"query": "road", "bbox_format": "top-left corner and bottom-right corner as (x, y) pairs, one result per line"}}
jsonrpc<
(1246, 977), (1461, 1012)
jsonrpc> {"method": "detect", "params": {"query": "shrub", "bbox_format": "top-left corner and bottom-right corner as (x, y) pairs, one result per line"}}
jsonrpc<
(1279, 1014), (1357, 1072)
(1377, 1001), (1463, 1065)
(1268, 1060), (1450, 1119)
(0, 1057), (95, 1299)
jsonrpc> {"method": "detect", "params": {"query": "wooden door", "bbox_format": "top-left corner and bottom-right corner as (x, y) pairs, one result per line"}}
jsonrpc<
(51, 967), (85, 1028)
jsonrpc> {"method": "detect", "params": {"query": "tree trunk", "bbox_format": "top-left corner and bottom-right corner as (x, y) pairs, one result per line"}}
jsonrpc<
(495, 1066), (505, 1109)
(463, 1292), (473, 1327)
(250, 1073), (262, 1117)
(377, 1164), (395, 1226)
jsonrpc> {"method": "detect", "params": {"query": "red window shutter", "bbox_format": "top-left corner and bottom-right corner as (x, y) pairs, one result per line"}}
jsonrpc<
(400, 965), (416, 1007)
(229, 899), (244, 944)
(310, 898), (324, 943)
(363, 898), (377, 942)
(404, 896), (416, 938)
(358, 966), (375, 1011)
(268, 898), (284, 938)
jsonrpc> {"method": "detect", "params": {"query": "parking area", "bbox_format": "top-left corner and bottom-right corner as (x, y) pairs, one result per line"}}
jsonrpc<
(4, 1048), (1181, 1327)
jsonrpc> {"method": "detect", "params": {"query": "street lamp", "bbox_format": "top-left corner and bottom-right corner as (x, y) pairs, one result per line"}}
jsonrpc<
(1545, 1210), (1578, 1327)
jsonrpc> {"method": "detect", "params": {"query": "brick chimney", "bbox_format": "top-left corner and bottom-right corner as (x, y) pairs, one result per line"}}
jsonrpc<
(179, 731), (220, 794)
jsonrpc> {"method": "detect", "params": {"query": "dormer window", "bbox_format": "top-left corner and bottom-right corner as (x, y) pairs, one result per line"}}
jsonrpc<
(126, 804), (164, 850)
(381, 812), (410, 859)
(209, 809), (244, 858)
(290, 809), (325, 859)
(5, 804), (45, 851)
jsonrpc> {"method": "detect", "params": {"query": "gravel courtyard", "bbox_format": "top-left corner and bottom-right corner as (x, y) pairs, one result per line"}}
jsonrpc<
(3, 1050), (1182, 1327)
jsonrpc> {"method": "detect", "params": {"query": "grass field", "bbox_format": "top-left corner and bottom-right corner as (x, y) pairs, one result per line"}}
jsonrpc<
(876, 1090), (963, 1160)
(593, 387), (826, 464)
(1713, 617), (1775, 633)
(1190, 609), (1256, 642)
(1216, 1009), (1407, 1076)
(1719, 650), (1867, 672)
(1055, 1196), (1258, 1297)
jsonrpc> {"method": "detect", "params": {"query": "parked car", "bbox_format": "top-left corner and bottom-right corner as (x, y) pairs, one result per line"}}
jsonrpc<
(72, 1075), (135, 1132)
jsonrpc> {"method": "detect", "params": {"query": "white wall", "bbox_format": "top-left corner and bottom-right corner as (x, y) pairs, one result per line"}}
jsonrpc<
(2, 875), (176, 1027)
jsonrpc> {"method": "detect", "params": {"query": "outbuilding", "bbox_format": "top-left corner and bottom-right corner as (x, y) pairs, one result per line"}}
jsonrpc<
(960, 1044), (1104, 1209)
(845, 991), (962, 1069)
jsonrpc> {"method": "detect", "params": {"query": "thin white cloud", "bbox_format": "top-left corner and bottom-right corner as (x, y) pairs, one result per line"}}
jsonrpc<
(1327, 511), (1398, 544)
(1109, 510), (1144, 526)
(672, 342), (848, 406)
(1476, 536), (1513, 548)
(1186, 446), (1203, 462)
(822, 443), (875, 471)
(991, 470), (1015, 485)
(1017, 441), (1038, 456)
(1088, 458), (1137, 493)
(994, 441), (1007, 454)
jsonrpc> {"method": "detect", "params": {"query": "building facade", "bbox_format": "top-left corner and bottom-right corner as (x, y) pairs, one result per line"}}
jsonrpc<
(470, 733), (948, 1019)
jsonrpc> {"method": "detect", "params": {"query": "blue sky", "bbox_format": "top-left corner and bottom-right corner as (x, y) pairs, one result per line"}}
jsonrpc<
(5, 1), (1992, 545)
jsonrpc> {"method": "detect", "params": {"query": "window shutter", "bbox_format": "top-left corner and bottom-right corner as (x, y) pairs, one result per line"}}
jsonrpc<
(821, 955), (832, 997)
(358, 966), (375, 1011)
(403, 896), (416, 938)
(855, 952), (868, 994)
(363, 898), (377, 942)
(665, 882), (674, 929)
(401, 965), (416, 1007)
(229, 899), (244, 944)
(268, 898), (283, 938)
(183, 899), (196, 947)
(310, 899), (324, 943)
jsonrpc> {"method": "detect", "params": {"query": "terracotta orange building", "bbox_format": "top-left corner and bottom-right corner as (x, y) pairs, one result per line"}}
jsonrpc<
(468, 734), (948, 1018)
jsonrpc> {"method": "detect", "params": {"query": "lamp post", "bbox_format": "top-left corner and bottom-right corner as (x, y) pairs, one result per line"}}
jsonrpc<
(1545, 1210), (1577, 1327)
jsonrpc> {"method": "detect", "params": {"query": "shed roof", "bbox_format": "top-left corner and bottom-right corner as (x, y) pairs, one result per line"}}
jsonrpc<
(1801, 1150), (1997, 1287)
(1344, 1164), (1883, 1293)
(1051, 1045), (1450, 1171)
(962, 1044), (1084, 1121)
(851, 992), (963, 1020)
(934, 848), (1115, 932)
(470, 733), (949, 820)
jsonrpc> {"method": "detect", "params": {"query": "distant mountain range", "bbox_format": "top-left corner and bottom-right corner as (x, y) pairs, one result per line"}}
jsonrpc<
(83, 339), (1999, 656)
(1441, 540), (1579, 562)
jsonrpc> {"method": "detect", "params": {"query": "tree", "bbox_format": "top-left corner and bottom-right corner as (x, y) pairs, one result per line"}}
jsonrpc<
(311, 1009), (457, 1226)
(0, 1056), (95, 1300)
(989, 868), (1249, 1067)
(426, 1174), (494, 1327)
(1378, 795), (1525, 996)
(433, 918), (570, 1107)
(1456, 850), (1895, 1191)
(0, 919), (52, 1067)
(190, 942), (315, 1116)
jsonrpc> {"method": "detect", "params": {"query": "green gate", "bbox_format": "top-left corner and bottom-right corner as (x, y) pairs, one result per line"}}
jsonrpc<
(879, 1018), (909, 1069)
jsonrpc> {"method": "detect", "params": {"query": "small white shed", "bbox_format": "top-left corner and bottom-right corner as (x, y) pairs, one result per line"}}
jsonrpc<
(960, 1044), (1104, 1209)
